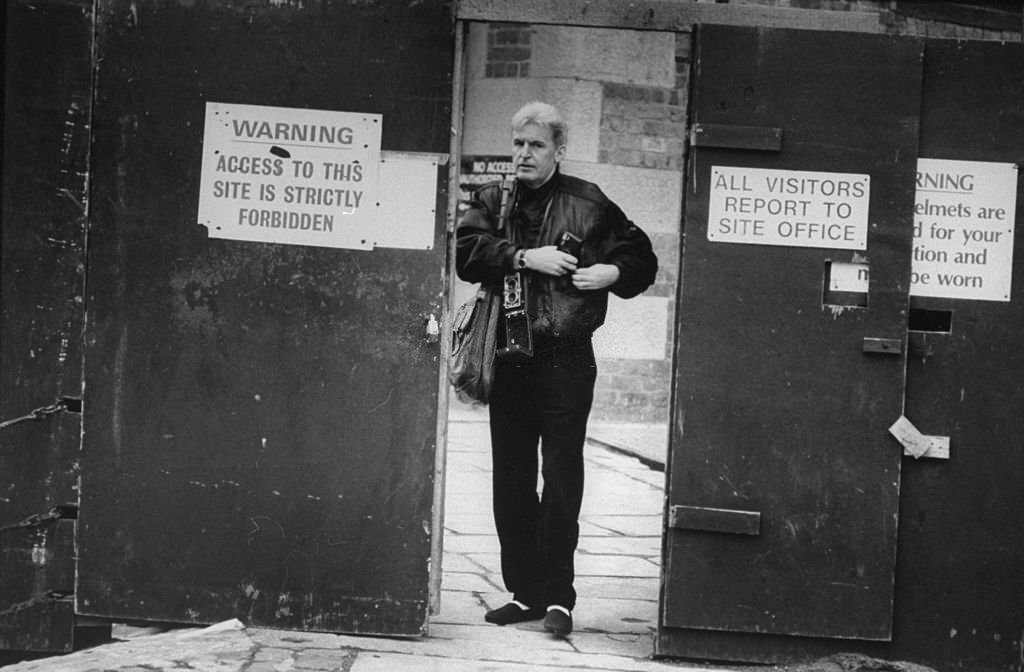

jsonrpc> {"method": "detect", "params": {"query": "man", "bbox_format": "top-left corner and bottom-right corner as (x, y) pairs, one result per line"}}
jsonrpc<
(456, 101), (657, 637)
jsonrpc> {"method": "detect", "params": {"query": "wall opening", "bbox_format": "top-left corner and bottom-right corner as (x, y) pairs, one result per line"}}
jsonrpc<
(441, 18), (683, 652)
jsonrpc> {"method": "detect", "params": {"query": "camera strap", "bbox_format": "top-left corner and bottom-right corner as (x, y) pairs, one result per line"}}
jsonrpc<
(497, 177), (534, 360)
(496, 176), (516, 234)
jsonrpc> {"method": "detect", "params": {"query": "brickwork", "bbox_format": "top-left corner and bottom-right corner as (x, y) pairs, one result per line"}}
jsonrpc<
(484, 23), (532, 78)
(589, 32), (691, 423)
(594, 358), (674, 423)
(598, 85), (687, 172)
(648, 231), (679, 299)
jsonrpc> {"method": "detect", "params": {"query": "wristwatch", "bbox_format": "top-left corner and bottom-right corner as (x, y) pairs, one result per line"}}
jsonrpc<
(515, 249), (527, 270)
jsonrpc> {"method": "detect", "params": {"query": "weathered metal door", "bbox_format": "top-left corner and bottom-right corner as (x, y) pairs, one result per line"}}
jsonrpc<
(74, 0), (454, 635)
(659, 25), (921, 658)
(1, 0), (93, 653)
(894, 38), (1024, 671)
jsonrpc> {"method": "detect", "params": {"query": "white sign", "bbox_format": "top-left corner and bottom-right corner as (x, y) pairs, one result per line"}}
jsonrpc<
(198, 102), (382, 250)
(829, 261), (869, 293)
(912, 158), (1017, 301)
(370, 153), (440, 250)
(889, 415), (951, 460)
(708, 166), (870, 250)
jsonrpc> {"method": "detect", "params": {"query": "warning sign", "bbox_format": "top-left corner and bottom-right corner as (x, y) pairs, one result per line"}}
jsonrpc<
(707, 166), (870, 250)
(198, 102), (382, 250)
(911, 158), (1017, 301)
(458, 155), (513, 215)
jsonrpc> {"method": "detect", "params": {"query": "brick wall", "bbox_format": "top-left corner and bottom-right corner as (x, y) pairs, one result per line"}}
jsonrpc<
(589, 32), (691, 422)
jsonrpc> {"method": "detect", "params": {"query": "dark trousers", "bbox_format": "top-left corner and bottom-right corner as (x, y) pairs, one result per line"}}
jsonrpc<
(487, 338), (596, 611)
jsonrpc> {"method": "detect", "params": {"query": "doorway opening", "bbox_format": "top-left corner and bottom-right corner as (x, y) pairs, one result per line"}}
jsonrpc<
(437, 19), (684, 651)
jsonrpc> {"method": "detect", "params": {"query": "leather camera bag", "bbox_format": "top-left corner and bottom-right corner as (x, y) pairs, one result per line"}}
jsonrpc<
(448, 178), (517, 404)
(449, 286), (502, 404)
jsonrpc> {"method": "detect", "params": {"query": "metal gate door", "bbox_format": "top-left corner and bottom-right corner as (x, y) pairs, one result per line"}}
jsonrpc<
(894, 38), (1024, 671)
(659, 25), (921, 657)
(75, 1), (453, 636)
(1, 0), (93, 653)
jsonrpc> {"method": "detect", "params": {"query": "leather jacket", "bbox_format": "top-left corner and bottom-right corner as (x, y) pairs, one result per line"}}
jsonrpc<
(456, 170), (658, 340)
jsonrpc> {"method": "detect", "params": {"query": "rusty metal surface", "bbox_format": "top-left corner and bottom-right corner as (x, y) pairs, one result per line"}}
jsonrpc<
(77, 0), (453, 635)
(896, 38), (1024, 672)
(0, 517), (77, 653)
(661, 25), (920, 645)
(1, 0), (92, 652)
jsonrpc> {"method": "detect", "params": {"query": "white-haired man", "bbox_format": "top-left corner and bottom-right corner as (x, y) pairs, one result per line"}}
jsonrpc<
(456, 101), (658, 637)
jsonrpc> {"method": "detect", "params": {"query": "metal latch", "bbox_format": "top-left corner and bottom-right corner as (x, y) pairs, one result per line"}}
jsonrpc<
(862, 337), (903, 355)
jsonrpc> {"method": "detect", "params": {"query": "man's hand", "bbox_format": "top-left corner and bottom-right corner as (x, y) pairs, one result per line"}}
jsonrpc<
(571, 263), (620, 291)
(523, 246), (577, 276)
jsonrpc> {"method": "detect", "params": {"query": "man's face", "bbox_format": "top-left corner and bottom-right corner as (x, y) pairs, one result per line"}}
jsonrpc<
(512, 122), (565, 189)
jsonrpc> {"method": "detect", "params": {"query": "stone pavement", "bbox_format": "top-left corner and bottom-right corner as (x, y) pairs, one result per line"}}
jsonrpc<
(585, 421), (668, 471)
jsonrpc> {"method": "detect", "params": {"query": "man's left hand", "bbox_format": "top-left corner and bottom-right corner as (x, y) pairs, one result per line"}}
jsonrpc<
(571, 264), (620, 291)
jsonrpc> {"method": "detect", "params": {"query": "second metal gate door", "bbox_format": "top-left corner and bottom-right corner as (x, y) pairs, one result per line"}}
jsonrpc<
(75, 0), (454, 636)
(660, 24), (921, 654)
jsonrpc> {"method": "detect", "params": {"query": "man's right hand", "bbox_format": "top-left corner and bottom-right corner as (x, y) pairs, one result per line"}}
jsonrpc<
(523, 246), (578, 276)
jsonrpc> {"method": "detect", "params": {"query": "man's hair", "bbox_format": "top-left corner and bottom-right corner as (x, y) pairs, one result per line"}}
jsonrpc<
(512, 101), (568, 147)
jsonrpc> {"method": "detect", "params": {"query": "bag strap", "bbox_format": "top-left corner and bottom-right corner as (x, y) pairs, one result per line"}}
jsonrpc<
(497, 176), (517, 241)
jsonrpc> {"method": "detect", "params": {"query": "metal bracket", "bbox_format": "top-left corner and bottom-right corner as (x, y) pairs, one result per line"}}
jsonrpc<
(862, 337), (903, 355)
(0, 398), (79, 431)
(691, 123), (783, 151)
(669, 504), (761, 536)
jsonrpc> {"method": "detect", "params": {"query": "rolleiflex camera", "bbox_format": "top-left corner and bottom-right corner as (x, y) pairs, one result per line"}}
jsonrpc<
(496, 231), (585, 361)
(497, 270), (533, 360)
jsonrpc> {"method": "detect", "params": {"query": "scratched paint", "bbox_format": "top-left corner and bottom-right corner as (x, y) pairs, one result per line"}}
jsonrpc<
(166, 244), (435, 367)
(31, 543), (48, 566)
(2, 0), (93, 653)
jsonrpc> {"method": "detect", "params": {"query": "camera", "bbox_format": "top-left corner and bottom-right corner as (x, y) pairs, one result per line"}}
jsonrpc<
(497, 271), (533, 360)
(556, 231), (582, 258)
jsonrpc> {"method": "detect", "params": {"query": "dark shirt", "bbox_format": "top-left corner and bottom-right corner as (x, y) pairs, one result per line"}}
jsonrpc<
(513, 177), (557, 248)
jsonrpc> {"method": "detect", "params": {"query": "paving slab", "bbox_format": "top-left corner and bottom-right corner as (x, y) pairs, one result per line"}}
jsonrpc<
(574, 576), (661, 601)
(440, 532), (500, 554)
(584, 514), (664, 536)
(578, 536), (663, 556)
(442, 571), (504, 593)
(457, 551), (501, 574)
(586, 421), (669, 469)
(2, 620), (257, 672)
(444, 515), (502, 535)
(570, 597), (659, 635)
(575, 553), (660, 577)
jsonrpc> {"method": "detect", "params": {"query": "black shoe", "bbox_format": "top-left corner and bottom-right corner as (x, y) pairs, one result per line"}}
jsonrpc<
(484, 602), (544, 625)
(543, 607), (573, 637)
